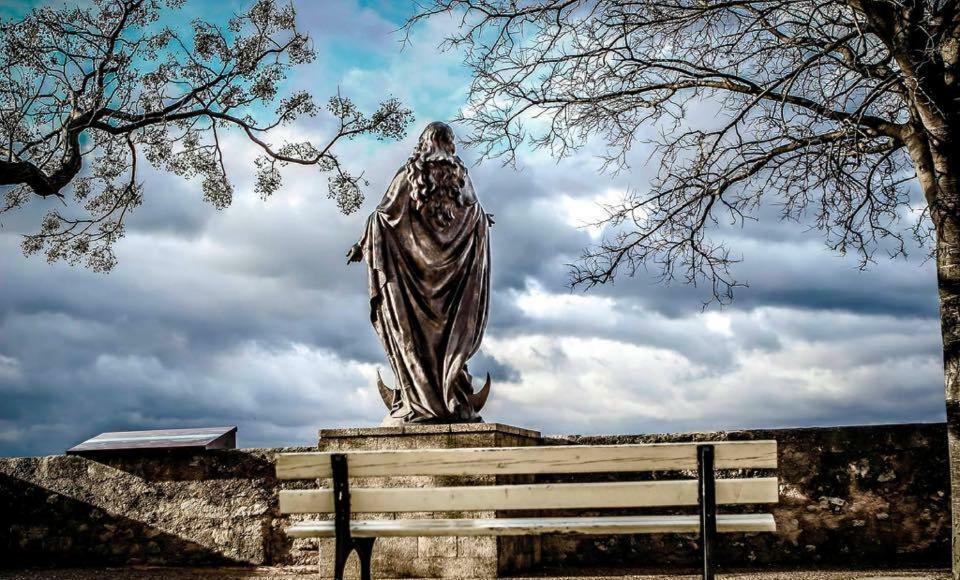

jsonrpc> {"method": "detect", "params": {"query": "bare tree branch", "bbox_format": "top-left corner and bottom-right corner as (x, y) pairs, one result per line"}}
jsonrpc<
(409, 0), (957, 304)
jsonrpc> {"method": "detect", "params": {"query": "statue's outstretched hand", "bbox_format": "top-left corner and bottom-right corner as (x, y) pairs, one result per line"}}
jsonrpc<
(346, 243), (363, 264)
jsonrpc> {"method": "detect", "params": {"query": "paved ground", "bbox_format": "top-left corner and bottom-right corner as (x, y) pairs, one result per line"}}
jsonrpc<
(0, 568), (949, 579)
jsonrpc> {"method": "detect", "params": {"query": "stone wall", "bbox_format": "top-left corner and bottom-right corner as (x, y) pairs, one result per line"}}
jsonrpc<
(539, 423), (950, 570)
(0, 447), (318, 568)
(0, 422), (950, 573)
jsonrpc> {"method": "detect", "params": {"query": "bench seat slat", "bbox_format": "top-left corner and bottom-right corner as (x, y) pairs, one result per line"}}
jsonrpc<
(276, 441), (777, 479)
(279, 477), (778, 514)
(285, 513), (777, 538)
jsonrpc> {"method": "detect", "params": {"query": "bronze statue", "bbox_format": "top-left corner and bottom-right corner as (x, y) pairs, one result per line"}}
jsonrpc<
(347, 122), (492, 424)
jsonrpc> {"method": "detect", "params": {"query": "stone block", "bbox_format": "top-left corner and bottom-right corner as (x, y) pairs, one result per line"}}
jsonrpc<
(419, 535), (458, 558)
(313, 423), (542, 578)
(458, 535), (497, 559)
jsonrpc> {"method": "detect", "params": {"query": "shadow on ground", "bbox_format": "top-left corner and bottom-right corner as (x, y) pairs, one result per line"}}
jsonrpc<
(0, 471), (250, 569)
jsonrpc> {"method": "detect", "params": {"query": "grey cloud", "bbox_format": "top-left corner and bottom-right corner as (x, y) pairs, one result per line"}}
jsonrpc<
(0, 1), (947, 457)
(484, 308), (943, 437)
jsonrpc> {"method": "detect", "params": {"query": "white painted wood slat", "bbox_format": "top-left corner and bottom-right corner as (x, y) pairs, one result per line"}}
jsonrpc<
(285, 513), (777, 538)
(275, 441), (777, 479)
(278, 477), (779, 514)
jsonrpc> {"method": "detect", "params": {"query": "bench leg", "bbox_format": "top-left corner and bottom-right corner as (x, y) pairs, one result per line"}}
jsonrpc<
(698, 444), (717, 580)
(333, 538), (350, 580)
(355, 537), (376, 580)
(332, 537), (376, 580)
(330, 454), (375, 580)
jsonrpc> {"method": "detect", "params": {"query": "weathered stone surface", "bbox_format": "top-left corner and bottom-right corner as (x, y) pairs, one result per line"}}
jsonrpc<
(319, 423), (541, 439)
(0, 447), (317, 569)
(0, 422), (950, 575)
(538, 423), (950, 570)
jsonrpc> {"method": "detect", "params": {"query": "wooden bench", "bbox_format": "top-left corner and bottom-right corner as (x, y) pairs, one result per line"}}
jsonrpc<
(276, 441), (778, 580)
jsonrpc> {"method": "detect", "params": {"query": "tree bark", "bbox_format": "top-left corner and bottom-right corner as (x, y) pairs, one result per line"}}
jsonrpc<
(0, 122), (83, 199)
(884, 6), (960, 569)
(920, 136), (960, 579)
(938, 213), (960, 580)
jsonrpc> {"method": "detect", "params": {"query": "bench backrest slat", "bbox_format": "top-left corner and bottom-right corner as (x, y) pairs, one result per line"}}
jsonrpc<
(275, 441), (776, 479)
(278, 477), (778, 514)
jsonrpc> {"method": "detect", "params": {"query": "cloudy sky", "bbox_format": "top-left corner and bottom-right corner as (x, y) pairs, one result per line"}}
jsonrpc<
(0, 0), (946, 457)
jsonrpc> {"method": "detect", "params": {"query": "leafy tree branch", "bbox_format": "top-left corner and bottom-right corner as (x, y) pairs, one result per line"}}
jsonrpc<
(0, 0), (413, 271)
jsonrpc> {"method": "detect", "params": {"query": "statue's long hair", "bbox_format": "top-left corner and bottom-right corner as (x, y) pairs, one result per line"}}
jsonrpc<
(406, 122), (468, 227)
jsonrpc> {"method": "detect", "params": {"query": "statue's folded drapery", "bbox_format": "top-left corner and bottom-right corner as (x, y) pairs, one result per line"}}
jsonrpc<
(360, 168), (490, 422)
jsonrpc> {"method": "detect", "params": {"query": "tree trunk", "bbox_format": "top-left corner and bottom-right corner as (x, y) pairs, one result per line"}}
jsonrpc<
(891, 10), (960, 569)
(905, 109), (960, 574)
(921, 138), (960, 578)
(939, 215), (960, 579)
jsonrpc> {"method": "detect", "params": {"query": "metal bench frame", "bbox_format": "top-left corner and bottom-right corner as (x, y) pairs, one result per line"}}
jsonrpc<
(326, 444), (724, 580)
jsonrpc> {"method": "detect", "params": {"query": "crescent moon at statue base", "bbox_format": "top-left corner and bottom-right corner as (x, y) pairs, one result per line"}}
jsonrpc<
(376, 369), (491, 421)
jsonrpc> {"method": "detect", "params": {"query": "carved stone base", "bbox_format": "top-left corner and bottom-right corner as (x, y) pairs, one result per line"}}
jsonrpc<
(314, 423), (543, 579)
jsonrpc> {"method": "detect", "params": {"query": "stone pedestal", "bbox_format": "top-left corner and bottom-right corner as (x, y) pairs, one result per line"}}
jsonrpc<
(314, 423), (543, 579)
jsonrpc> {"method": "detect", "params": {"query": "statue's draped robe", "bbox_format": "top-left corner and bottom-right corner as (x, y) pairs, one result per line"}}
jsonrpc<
(360, 167), (490, 422)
